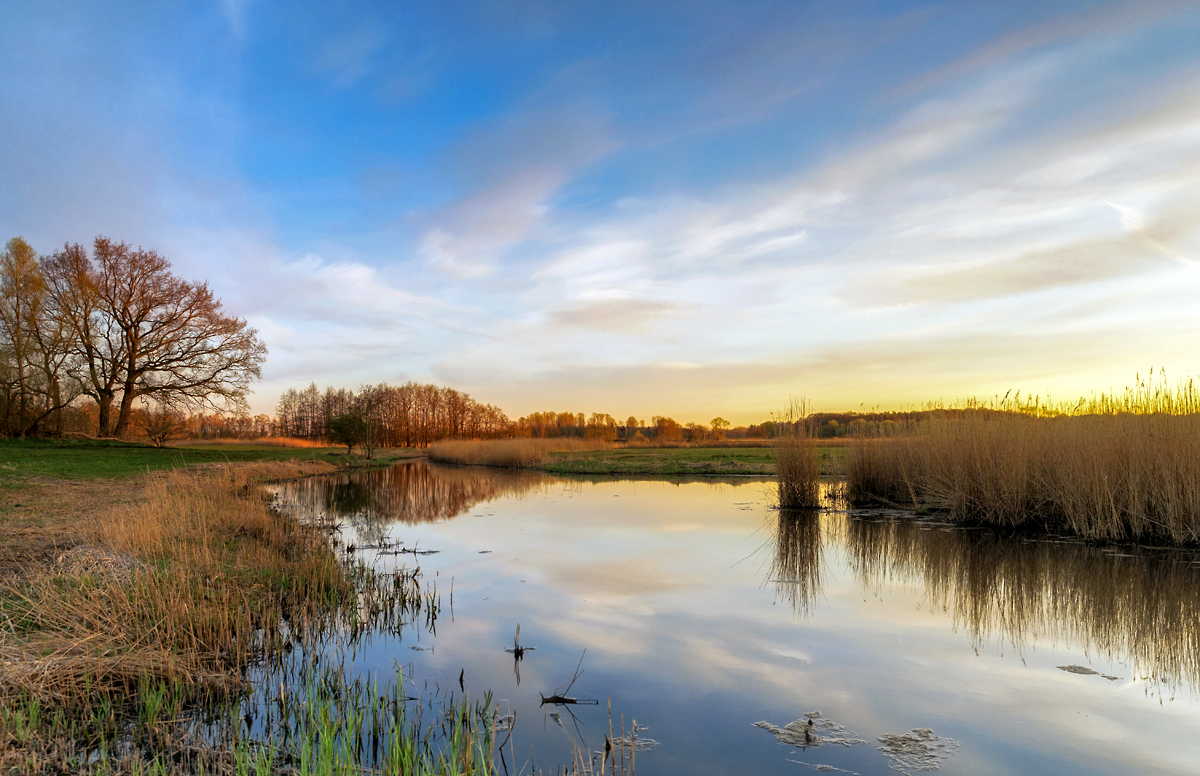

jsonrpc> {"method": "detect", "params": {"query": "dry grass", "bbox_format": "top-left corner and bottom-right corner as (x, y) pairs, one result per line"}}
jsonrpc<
(773, 400), (820, 509)
(847, 377), (1200, 542)
(167, 436), (329, 448)
(429, 438), (612, 468)
(0, 461), (346, 708)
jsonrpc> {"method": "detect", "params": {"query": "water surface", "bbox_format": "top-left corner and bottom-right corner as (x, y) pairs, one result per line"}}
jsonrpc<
(272, 462), (1200, 775)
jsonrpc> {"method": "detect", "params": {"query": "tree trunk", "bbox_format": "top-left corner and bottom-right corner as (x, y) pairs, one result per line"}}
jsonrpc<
(114, 384), (138, 438)
(96, 392), (114, 437)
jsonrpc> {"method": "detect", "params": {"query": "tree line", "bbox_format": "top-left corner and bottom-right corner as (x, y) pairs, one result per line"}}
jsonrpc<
(0, 236), (266, 438)
(273, 383), (747, 449)
(275, 382), (510, 450)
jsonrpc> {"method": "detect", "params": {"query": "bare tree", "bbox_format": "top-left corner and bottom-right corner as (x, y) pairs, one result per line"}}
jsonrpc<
(43, 243), (125, 435)
(140, 400), (188, 448)
(43, 238), (267, 438)
(0, 238), (82, 436)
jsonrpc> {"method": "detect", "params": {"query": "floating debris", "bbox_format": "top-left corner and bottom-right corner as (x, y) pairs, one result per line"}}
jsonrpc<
(754, 711), (867, 749)
(877, 729), (959, 775)
(612, 722), (660, 752)
(787, 760), (858, 774)
(1058, 664), (1122, 681)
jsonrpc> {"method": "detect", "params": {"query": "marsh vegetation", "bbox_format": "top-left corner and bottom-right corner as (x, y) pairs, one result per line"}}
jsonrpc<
(845, 377), (1200, 542)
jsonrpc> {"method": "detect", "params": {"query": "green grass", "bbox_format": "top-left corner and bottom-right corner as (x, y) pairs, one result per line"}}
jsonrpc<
(0, 438), (421, 482)
(538, 445), (847, 476)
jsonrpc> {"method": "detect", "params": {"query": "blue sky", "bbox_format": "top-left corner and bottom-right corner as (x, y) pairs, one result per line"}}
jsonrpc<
(4, 1), (1200, 422)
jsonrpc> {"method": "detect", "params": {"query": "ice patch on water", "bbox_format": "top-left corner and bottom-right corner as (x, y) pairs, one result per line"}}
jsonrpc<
(877, 728), (959, 774)
(754, 711), (868, 748)
(787, 759), (858, 774)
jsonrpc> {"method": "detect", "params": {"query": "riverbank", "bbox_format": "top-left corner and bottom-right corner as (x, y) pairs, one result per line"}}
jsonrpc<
(0, 445), (495, 774)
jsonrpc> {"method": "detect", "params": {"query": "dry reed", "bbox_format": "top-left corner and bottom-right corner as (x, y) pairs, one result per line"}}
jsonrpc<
(429, 438), (612, 468)
(774, 399), (820, 509)
(846, 377), (1200, 542)
(0, 461), (349, 708)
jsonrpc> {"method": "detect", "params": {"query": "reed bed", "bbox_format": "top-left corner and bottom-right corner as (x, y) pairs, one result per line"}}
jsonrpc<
(0, 462), (446, 773)
(773, 400), (820, 509)
(429, 438), (612, 468)
(846, 378), (1200, 542)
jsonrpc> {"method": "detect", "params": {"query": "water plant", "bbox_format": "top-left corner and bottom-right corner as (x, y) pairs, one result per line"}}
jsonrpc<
(773, 399), (821, 510)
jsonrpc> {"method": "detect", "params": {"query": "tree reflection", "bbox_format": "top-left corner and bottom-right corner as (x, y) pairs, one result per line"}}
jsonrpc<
(277, 462), (555, 543)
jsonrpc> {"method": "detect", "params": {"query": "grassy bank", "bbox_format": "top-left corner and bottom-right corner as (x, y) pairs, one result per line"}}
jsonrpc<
(846, 381), (1200, 542)
(0, 437), (423, 482)
(0, 457), (498, 774)
(430, 438), (846, 477)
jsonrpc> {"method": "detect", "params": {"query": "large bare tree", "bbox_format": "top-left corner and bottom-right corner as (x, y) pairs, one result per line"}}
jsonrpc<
(45, 237), (266, 437)
(43, 242), (124, 435)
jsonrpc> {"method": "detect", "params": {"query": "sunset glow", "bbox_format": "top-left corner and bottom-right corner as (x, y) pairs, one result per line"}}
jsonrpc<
(4, 2), (1199, 422)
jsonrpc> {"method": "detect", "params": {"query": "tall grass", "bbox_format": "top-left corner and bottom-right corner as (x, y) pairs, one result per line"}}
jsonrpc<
(846, 376), (1200, 542)
(429, 438), (612, 468)
(773, 399), (820, 509)
(0, 462), (446, 772)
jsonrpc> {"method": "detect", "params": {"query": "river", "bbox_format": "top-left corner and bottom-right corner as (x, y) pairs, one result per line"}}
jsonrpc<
(268, 460), (1200, 775)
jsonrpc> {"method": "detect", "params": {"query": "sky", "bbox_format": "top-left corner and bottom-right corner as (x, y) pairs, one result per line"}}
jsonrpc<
(3, 1), (1200, 424)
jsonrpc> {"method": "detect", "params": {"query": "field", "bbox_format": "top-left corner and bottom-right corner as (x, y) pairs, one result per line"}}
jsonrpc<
(430, 438), (847, 476)
(0, 437), (422, 482)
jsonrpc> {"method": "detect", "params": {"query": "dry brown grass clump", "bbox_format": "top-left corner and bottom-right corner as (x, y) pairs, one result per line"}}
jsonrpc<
(168, 436), (328, 448)
(429, 438), (612, 468)
(774, 400), (820, 509)
(0, 461), (344, 708)
(847, 377), (1200, 541)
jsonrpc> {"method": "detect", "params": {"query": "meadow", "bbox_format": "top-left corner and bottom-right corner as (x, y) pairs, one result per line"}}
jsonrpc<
(429, 437), (847, 477)
(0, 437), (421, 482)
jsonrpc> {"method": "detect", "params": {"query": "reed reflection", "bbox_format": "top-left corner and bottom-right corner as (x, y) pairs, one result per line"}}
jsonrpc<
(841, 515), (1200, 694)
(770, 510), (824, 616)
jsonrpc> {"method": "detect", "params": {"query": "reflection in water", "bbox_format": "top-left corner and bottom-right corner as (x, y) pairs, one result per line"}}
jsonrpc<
(768, 502), (1200, 694)
(770, 510), (824, 616)
(278, 462), (556, 541)
(840, 516), (1200, 694)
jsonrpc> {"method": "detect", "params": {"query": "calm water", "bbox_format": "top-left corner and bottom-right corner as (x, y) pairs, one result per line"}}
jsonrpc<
(271, 461), (1200, 775)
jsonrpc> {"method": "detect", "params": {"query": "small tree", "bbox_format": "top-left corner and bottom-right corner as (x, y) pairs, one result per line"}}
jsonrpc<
(140, 401), (188, 448)
(328, 411), (369, 455)
(710, 417), (730, 441)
